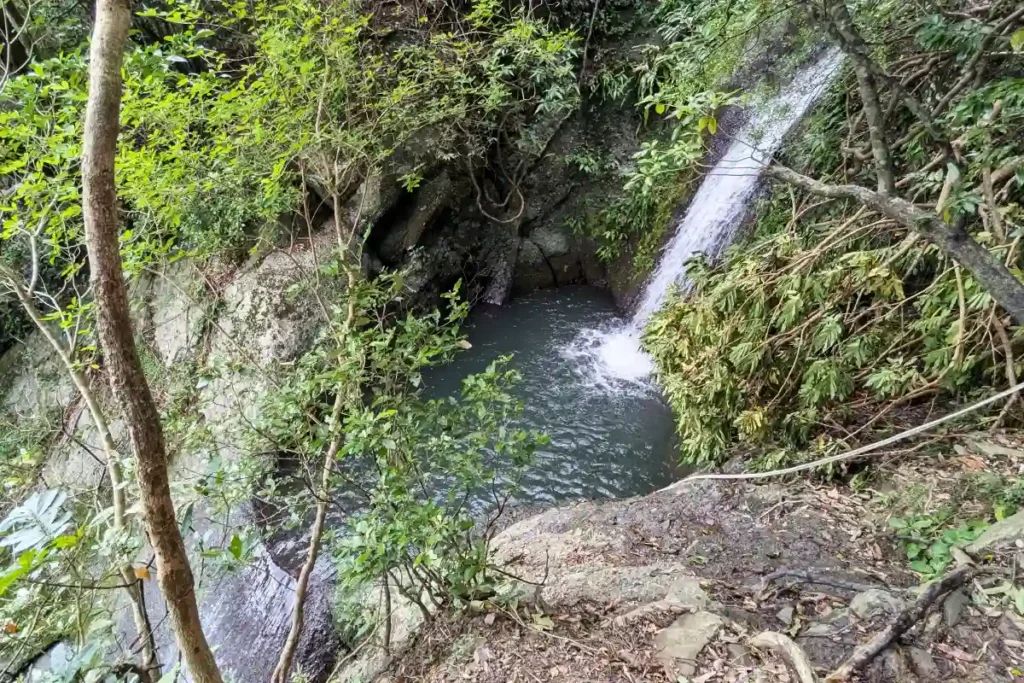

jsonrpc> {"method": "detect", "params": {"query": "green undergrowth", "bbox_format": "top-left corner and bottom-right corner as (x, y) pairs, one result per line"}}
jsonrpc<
(564, 0), (805, 273)
(873, 469), (1024, 579)
(644, 10), (1024, 471)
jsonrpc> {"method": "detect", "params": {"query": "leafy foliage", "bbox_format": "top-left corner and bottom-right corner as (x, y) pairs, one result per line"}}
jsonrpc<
(252, 268), (545, 622)
(645, 0), (1024, 470)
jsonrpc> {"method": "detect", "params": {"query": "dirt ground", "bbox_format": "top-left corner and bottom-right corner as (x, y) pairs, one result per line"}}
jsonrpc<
(376, 432), (1024, 683)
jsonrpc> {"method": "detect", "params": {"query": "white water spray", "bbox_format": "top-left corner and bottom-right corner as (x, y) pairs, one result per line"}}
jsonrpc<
(564, 49), (843, 388)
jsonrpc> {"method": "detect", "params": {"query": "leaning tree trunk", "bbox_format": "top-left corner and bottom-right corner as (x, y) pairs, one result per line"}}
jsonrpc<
(765, 165), (1024, 324)
(1, 0), (29, 78)
(81, 1), (223, 682)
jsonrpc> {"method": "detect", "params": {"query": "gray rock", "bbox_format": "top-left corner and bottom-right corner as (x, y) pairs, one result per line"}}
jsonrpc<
(1, 331), (76, 415)
(967, 508), (1024, 554)
(513, 239), (555, 292)
(881, 648), (912, 680)
(943, 589), (969, 627)
(776, 605), (795, 626)
(802, 608), (850, 637)
(148, 261), (207, 367)
(528, 224), (573, 258)
(967, 439), (1024, 459)
(378, 171), (453, 263)
(654, 611), (725, 678)
(40, 407), (120, 492)
(850, 589), (905, 620)
(906, 646), (940, 680)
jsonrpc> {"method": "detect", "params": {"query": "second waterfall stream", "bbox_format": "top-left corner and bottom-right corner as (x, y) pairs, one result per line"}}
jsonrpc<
(564, 49), (844, 387)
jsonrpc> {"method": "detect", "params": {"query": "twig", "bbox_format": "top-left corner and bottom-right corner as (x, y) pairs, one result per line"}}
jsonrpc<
(990, 313), (1018, 430)
(662, 379), (1024, 489)
(824, 566), (976, 682)
(759, 568), (884, 594)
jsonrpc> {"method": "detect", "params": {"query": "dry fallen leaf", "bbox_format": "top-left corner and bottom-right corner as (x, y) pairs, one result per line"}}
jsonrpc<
(935, 642), (975, 662)
(134, 566), (151, 581)
(958, 456), (988, 472)
(4, 622), (17, 634)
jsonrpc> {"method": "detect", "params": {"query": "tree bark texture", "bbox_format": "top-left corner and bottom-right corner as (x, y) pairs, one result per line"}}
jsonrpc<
(821, 0), (895, 194)
(81, 1), (222, 681)
(1, 0), (29, 77)
(0, 265), (160, 679)
(765, 165), (1024, 324)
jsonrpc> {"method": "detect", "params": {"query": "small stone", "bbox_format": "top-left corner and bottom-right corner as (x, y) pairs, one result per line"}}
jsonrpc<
(726, 644), (754, 667)
(906, 646), (940, 680)
(776, 606), (795, 626)
(803, 609), (850, 637)
(484, 612), (496, 626)
(882, 649), (911, 679)
(953, 444), (968, 455)
(1000, 613), (1024, 637)
(654, 611), (725, 678)
(850, 589), (905, 620)
(969, 440), (1024, 458)
(943, 589), (969, 627)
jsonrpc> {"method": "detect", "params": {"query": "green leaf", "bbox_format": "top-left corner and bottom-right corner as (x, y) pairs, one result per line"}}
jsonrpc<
(1011, 28), (1024, 52)
(229, 534), (243, 560)
(655, 103), (666, 115)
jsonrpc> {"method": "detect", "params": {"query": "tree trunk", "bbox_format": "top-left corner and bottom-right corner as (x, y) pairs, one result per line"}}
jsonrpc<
(1, 0), (28, 77)
(821, 0), (895, 194)
(80, 1), (223, 682)
(765, 164), (1024, 324)
(0, 264), (160, 680)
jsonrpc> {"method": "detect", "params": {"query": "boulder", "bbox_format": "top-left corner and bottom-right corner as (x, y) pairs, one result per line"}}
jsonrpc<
(513, 224), (583, 294)
(378, 171), (454, 263)
(148, 261), (207, 367)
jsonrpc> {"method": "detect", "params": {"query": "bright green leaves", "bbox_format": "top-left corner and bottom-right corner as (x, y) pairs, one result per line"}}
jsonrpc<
(811, 315), (844, 353)
(889, 515), (988, 579)
(799, 359), (853, 406)
(1012, 29), (1024, 52)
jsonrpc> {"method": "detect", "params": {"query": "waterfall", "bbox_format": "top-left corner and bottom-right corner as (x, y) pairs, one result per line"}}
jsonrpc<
(563, 49), (843, 388)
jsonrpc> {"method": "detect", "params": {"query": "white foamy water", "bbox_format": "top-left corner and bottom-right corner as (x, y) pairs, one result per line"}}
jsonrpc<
(565, 49), (843, 388)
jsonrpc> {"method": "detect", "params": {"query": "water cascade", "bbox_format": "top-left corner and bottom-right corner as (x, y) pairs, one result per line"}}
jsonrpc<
(567, 49), (843, 387)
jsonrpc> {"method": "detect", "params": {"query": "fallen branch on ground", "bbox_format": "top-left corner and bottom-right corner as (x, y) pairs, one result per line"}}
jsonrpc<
(662, 379), (1024, 489)
(759, 568), (884, 595)
(824, 566), (976, 682)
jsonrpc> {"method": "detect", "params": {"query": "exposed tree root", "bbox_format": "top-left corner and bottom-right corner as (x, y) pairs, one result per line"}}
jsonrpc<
(824, 566), (976, 682)
(759, 568), (883, 595)
(749, 631), (818, 683)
